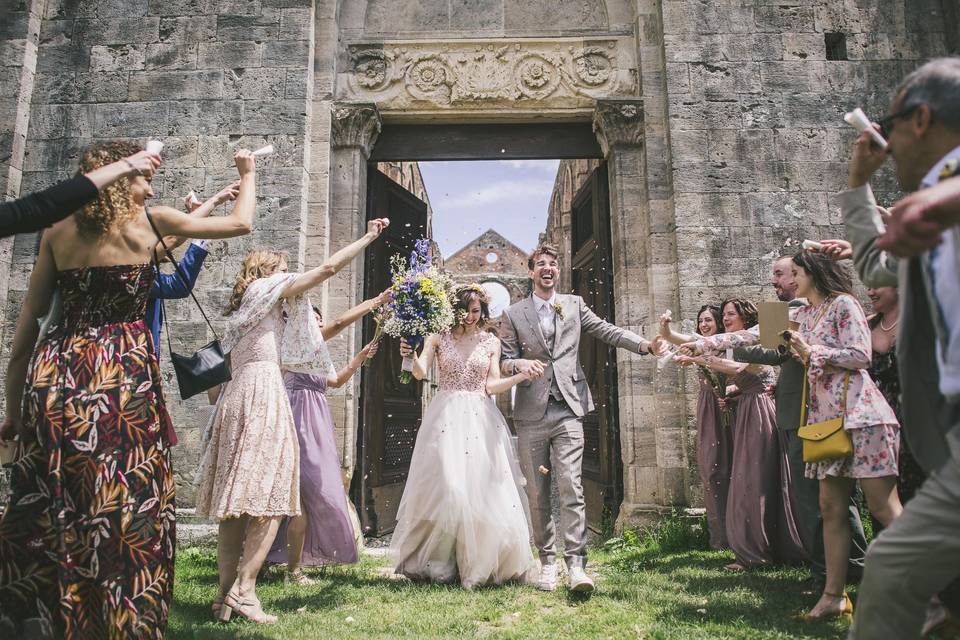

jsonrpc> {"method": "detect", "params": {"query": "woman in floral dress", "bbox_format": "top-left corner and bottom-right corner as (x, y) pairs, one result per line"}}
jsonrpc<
(0, 141), (259, 639)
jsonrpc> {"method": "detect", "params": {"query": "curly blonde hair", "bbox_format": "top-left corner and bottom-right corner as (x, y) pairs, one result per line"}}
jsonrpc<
(75, 140), (142, 239)
(224, 249), (288, 315)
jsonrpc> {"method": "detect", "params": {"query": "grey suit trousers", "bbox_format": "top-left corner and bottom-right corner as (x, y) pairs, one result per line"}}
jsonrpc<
(515, 397), (587, 569)
(850, 406), (960, 639)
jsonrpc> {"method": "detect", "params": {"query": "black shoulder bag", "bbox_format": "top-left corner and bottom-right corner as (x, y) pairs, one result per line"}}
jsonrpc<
(146, 207), (232, 399)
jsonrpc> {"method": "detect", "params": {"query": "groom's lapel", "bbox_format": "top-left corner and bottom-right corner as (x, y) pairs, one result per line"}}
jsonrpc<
(553, 295), (567, 354)
(522, 296), (549, 352)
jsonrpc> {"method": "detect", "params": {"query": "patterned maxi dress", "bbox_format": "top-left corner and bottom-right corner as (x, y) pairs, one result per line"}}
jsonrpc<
(0, 264), (176, 639)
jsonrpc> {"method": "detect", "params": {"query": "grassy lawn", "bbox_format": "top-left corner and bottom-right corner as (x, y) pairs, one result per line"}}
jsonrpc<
(169, 542), (855, 639)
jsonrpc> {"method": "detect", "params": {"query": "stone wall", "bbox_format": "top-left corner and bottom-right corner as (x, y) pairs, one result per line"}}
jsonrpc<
(444, 228), (529, 299)
(541, 158), (603, 293)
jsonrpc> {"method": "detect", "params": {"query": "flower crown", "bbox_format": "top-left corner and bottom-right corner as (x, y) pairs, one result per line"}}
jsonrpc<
(454, 283), (491, 305)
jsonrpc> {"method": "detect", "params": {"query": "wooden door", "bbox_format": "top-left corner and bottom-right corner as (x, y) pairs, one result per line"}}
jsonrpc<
(354, 168), (429, 535)
(569, 163), (623, 531)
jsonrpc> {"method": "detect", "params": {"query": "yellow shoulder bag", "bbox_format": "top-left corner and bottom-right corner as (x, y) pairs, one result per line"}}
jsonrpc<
(797, 369), (853, 463)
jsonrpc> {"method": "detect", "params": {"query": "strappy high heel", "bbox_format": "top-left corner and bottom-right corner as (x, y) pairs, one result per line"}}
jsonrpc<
(218, 591), (278, 624)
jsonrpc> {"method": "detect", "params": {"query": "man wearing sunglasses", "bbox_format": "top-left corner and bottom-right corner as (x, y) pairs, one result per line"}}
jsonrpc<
(833, 57), (960, 640)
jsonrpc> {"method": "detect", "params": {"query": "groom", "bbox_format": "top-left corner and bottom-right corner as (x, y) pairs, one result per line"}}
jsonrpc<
(499, 243), (665, 592)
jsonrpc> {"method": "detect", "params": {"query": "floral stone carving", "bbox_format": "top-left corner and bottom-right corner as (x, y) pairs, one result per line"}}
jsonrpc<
(341, 38), (636, 112)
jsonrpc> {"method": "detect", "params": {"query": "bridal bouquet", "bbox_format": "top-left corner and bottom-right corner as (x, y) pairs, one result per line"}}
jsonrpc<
(380, 238), (455, 383)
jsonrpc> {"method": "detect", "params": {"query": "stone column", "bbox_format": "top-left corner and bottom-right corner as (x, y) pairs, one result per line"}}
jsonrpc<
(593, 98), (686, 528)
(326, 102), (381, 479)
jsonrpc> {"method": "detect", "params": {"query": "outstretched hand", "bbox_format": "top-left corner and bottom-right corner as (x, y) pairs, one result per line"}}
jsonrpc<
(659, 310), (673, 337)
(876, 176), (960, 257)
(647, 335), (668, 357)
(361, 341), (380, 359)
(815, 238), (853, 261)
(679, 341), (702, 356)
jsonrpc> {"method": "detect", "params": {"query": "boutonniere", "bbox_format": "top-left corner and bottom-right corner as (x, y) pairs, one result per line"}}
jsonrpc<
(551, 301), (564, 321)
(940, 158), (959, 180)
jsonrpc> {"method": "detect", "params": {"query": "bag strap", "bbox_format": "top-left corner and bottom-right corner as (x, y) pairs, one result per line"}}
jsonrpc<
(145, 206), (220, 341)
(800, 365), (851, 427)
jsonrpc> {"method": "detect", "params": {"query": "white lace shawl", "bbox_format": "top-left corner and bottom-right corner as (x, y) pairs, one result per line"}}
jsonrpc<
(221, 272), (336, 377)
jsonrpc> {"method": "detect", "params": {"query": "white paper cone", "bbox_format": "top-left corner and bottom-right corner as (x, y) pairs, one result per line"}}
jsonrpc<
(401, 355), (415, 373)
(802, 239), (823, 251)
(843, 108), (888, 149)
(187, 190), (201, 206)
(145, 140), (164, 154)
(252, 144), (274, 157)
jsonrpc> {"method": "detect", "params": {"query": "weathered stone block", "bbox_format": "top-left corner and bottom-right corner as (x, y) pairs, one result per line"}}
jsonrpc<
(753, 5), (815, 33)
(74, 17), (160, 45)
(128, 70), (224, 100)
(279, 7), (312, 40)
(166, 99), (244, 135)
(159, 16), (217, 44)
(242, 99), (305, 134)
(91, 101), (169, 137)
(197, 41), (262, 69)
(222, 67), (285, 100)
(89, 44), (145, 72)
(145, 43), (198, 70)
(261, 39), (308, 68)
(147, 0), (216, 16)
(284, 68), (308, 99)
(35, 42), (89, 73)
(450, 0), (502, 32)
(215, 0), (261, 16)
(216, 13), (280, 41)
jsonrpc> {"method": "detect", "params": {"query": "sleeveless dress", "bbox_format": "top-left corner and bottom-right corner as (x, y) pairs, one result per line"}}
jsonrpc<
(194, 303), (300, 519)
(389, 332), (535, 588)
(267, 372), (359, 566)
(725, 367), (807, 567)
(0, 264), (175, 639)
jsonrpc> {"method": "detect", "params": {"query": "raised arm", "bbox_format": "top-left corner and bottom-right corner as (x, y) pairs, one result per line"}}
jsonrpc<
(400, 334), (439, 381)
(152, 181), (240, 259)
(281, 218), (389, 300)
(149, 150), (256, 240)
(676, 353), (747, 376)
(328, 341), (379, 388)
(580, 297), (665, 355)
(1, 235), (57, 441)
(684, 327), (760, 355)
(485, 340), (537, 395)
(320, 288), (392, 341)
(659, 310), (698, 346)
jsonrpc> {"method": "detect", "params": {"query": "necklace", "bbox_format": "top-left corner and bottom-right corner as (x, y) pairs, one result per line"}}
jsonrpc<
(879, 315), (899, 332)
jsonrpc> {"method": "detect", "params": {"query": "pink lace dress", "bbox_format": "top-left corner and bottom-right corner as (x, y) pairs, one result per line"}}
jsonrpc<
(389, 332), (535, 588)
(194, 303), (300, 519)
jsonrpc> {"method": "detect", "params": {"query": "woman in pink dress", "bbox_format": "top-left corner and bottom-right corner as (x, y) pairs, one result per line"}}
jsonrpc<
(784, 251), (902, 621)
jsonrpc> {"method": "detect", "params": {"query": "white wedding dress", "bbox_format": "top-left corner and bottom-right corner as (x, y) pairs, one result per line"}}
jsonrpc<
(389, 331), (536, 588)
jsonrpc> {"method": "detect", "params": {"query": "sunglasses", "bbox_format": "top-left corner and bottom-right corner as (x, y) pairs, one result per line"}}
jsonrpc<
(876, 103), (922, 140)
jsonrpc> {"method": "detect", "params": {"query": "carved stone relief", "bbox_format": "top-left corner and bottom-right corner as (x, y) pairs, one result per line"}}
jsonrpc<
(340, 38), (637, 114)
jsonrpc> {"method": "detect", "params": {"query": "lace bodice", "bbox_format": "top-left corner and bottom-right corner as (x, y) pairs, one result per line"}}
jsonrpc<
(436, 331), (498, 394)
(230, 304), (283, 369)
(59, 263), (154, 330)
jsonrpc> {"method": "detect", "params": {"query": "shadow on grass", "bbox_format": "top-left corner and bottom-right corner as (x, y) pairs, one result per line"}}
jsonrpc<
(601, 549), (848, 638)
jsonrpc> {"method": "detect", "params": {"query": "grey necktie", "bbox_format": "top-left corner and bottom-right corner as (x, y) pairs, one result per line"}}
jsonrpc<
(538, 303), (555, 349)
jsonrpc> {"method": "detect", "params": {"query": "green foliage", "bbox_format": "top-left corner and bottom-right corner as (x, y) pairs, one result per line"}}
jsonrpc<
(604, 509), (711, 572)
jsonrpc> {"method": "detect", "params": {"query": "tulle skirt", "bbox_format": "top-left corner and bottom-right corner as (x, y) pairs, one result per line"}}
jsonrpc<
(389, 390), (536, 588)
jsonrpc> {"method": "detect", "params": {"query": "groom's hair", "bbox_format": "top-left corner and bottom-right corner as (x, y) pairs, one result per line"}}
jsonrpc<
(528, 243), (560, 270)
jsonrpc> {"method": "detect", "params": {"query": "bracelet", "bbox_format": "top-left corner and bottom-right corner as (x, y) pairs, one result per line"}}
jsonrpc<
(122, 158), (141, 176)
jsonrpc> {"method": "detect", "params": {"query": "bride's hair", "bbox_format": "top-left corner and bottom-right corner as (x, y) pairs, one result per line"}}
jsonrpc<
(453, 285), (494, 333)
(224, 249), (288, 315)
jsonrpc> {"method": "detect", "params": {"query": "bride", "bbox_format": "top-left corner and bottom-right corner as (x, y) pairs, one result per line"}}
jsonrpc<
(392, 284), (540, 589)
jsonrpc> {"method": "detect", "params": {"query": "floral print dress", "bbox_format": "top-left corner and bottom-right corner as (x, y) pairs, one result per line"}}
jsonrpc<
(0, 264), (175, 639)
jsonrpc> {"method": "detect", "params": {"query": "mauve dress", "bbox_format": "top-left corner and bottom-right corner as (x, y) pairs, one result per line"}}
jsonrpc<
(725, 367), (807, 567)
(696, 373), (733, 549)
(267, 372), (359, 566)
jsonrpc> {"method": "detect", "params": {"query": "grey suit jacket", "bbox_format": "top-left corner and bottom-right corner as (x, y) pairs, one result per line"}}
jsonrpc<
(732, 299), (806, 431)
(836, 183), (958, 473)
(499, 293), (646, 422)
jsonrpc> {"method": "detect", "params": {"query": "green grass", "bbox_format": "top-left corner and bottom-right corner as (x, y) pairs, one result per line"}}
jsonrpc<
(169, 528), (855, 639)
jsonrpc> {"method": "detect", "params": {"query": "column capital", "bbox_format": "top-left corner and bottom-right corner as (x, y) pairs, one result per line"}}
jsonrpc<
(331, 102), (382, 157)
(592, 98), (644, 157)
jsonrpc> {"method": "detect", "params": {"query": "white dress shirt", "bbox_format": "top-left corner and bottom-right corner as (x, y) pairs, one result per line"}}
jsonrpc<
(921, 144), (960, 397)
(533, 292), (557, 346)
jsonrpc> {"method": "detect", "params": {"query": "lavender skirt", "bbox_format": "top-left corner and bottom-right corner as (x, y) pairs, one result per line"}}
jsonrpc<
(267, 372), (360, 566)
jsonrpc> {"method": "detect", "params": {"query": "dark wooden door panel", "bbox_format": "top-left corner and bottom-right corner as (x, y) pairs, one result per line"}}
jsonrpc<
(569, 163), (622, 531)
(355, 168), (429, 535)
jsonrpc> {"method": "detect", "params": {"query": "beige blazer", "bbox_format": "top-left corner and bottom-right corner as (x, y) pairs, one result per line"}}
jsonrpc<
(499, 293), (646, 422)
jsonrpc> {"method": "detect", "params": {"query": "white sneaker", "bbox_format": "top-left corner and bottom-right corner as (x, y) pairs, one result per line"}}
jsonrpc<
(568, 567), (594, 593)
(535, 563), (558, 591)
